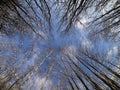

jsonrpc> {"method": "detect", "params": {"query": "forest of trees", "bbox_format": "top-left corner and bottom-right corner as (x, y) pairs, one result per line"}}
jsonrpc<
(0, 0), (120, 90)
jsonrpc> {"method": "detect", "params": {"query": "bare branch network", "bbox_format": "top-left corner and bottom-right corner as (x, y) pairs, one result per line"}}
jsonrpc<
(0, 0), (120, 90)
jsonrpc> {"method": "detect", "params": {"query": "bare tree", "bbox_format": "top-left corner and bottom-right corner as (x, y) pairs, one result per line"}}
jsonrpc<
(0, 0), (120, 90)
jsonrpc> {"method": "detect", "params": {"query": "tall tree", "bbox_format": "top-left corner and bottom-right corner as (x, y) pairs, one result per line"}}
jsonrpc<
(0, 0), (120, 90)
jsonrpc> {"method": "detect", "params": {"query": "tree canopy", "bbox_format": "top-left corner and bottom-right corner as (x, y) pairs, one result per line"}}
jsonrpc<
(0, 0), (120, 90)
